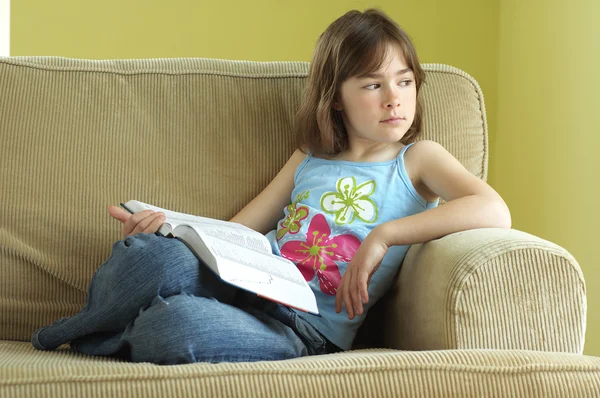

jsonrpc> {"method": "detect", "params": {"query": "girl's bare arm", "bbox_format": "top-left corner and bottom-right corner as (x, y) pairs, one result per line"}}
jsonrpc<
(229, 149), (307, 235)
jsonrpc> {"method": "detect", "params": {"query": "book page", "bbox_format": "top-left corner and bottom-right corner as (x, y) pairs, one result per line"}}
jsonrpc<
(125, 200), (271, 254)
(198, 225), (271, 254)
(200, 232), (307, 287)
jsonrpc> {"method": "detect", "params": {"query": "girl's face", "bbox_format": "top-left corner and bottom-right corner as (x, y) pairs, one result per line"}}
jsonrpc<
(333, 44), (417, 147)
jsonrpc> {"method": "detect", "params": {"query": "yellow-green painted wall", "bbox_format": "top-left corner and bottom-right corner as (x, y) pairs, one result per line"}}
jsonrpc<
(495, 0), (600, 356)
(10, 0), (598, 356)
(10, 0), (500, 140)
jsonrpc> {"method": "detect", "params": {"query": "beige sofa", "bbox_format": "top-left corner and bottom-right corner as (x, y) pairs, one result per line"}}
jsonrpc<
(0, 56), (599, 397)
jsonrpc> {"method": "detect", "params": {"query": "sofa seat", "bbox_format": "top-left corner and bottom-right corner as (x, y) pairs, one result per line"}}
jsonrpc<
(1, 341), (600, 397)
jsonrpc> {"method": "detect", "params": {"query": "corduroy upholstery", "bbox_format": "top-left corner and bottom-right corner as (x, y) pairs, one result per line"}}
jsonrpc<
(0, 56), (598, 397)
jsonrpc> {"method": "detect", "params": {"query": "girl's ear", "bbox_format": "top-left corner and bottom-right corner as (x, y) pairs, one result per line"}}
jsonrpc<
(332, 101), (343, 111)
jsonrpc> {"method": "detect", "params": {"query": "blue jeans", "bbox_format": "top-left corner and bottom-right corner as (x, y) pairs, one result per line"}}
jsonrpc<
(31, 233), (341, 364)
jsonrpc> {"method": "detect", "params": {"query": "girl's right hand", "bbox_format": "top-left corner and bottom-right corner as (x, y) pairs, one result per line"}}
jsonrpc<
(107, 205), (166, 238)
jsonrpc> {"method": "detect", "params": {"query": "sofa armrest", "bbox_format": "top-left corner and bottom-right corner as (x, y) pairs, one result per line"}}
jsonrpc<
(354, 228), (586, 353)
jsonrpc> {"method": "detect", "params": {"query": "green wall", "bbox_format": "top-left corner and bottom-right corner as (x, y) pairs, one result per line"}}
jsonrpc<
(10, 0), (598, 356)
(495, 0), (600, 356)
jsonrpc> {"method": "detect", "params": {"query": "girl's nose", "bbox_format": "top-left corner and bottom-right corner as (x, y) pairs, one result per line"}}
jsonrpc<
(386, 98), (401, 108)
(385, 89), (401, 108)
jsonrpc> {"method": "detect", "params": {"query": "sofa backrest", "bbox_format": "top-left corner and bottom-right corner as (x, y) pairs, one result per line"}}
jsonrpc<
(0, 57), (488, 343)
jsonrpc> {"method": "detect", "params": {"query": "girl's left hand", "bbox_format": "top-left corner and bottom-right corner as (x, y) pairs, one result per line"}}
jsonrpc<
(335, 228), (389, 320)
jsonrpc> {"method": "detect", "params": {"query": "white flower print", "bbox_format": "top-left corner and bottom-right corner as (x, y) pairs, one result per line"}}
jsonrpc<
(320, 176), (378, 225)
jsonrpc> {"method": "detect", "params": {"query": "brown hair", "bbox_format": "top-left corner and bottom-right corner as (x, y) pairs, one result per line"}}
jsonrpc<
(294, 8), (426, 157)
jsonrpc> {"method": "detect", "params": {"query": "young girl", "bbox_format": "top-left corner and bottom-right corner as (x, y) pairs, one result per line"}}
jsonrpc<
(31, 8), (511, 364)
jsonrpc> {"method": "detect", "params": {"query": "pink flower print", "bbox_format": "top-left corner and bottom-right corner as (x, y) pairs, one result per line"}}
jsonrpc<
(277, 203), (309, 240)
(280, 214), (361, 295)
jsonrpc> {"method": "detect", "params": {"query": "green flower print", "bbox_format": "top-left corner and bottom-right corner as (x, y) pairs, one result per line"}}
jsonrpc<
(320, 176), (378, 225)
(294, 190), (310, 203)
(277, 190), (311, 240)
(277, 202), (309, 240)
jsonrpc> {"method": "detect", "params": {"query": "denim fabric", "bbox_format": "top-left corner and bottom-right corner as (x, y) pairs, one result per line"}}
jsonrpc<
(31, 233), (340, 364)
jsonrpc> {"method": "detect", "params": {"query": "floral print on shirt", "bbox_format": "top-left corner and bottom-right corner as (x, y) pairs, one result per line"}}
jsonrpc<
(280, 213), (361, 295)
(277, 191), (310, 240)
(320, 176), (379, 225)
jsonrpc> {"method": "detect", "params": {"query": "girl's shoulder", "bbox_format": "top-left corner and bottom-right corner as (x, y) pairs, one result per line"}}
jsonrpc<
(403, 140), (442, 203)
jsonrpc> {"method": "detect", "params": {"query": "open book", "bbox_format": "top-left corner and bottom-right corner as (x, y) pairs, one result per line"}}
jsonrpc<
(120, 200), (319, 316)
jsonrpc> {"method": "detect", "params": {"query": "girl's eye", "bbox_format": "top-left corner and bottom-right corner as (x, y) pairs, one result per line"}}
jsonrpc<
(365, 80), (413, 89)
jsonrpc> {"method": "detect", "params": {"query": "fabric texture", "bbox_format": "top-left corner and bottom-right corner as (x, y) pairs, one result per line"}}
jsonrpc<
(2, 342), (600, 397)
(265, 143), (439, 350)
(372, 227), (588, 353)
(0, 56), (594, 397)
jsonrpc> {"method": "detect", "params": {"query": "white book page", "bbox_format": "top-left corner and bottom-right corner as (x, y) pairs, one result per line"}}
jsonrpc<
(197, 225), (271, 254)
(125, 200), (270, 254)
(195, 228), (307, 287)
(217, 257), (319, 315)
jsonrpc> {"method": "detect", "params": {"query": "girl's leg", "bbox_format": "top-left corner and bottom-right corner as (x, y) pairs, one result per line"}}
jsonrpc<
(73, 293), (310, 364)
(32, 233), (236, 351)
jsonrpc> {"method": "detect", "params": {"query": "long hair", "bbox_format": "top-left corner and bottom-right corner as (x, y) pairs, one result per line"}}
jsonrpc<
(294, 8), (426, 157)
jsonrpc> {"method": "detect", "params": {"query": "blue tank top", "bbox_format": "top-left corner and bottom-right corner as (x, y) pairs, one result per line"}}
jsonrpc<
(264, 143), (439, 350)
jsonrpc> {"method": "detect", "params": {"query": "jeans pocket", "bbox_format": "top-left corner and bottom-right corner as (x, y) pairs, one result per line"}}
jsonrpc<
(293, 315), (328, 355)
(242, 297), (333, 356)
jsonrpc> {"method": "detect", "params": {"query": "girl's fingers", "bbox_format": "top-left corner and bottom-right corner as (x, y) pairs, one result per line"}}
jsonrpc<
(335, 287), (342, 313)
(124, 210), (153, 235)
(143, 213), (166, 233)
(123, 210), (163, 237)
(336, 268), (368, 319)
(107, 205), (131, 223)
(130, 212), (164, 236)
(343, 280), (354, 320)
(359, 273), (369, 304)
(350, 271), (362, 316)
